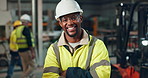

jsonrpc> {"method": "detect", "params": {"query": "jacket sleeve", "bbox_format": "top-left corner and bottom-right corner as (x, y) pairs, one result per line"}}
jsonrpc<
(89, 39), (111, 78)
(42, 44), (64, 78)
(22, 27), (32, 47)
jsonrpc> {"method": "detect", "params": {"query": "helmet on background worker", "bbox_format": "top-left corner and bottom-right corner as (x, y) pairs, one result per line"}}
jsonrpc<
(13, 20), (22, 27)
(55, 0), (83, 20)
(20, 14), (31, 26)
(20, 14), (31, 22)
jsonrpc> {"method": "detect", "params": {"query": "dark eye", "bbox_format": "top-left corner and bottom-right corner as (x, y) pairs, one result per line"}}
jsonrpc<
(62, 19), (67, 22)
(61, 18), (68, 22)
(71, 17), (76, 20)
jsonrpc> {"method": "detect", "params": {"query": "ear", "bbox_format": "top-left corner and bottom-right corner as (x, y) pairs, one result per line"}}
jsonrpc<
(58, 20), (62, 27)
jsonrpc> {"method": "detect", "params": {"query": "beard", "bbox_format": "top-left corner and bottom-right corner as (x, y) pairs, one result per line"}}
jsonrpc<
(65, 27), (78, 37)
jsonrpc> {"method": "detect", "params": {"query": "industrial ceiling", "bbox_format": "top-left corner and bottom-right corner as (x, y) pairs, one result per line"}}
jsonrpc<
(7, 0), (148, 5)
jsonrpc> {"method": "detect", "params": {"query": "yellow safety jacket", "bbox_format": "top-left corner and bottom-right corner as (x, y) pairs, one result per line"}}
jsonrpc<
(15, 25), (34, 49)
(43, 35), (111, 78)
(9, 29), (18, 51)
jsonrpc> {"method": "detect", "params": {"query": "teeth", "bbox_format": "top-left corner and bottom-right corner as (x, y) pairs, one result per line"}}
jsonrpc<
(68, 27), (74, 30)
(67, 25), (76, 30)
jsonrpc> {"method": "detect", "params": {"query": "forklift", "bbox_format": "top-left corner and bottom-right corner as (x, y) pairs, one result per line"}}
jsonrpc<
(112, 1), (148, 78)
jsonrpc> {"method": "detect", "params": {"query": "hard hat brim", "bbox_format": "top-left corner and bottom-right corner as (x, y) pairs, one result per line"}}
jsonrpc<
(55, 10), (83, 20)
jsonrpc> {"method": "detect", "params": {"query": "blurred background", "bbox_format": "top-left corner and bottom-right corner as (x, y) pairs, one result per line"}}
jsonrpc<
(0, 0), (148, 78)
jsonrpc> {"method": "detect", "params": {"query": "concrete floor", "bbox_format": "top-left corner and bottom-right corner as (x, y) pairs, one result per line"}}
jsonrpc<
(0, 66), (43, 78)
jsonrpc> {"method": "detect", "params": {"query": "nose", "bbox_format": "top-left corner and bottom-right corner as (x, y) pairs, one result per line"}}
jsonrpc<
(67, 18), (74, 25)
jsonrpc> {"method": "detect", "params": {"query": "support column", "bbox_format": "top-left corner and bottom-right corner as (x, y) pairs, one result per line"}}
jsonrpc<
(37, 0), (43, 66)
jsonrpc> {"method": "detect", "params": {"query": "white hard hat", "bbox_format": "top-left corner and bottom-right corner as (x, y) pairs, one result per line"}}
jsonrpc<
(55, 0), (83, 20)
(20, 14), (31, 22)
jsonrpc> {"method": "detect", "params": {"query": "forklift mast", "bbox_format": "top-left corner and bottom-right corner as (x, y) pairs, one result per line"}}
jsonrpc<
(116, 1), (148, 67)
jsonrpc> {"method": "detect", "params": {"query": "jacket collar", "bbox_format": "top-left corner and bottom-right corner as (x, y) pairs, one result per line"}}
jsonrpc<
(57, 29), (89, 46)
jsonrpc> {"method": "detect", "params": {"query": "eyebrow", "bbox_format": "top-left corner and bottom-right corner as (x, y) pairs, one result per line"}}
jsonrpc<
(61, 14), (79, 18)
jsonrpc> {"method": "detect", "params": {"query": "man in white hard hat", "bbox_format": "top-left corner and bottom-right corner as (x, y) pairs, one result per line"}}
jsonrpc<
(15, 14), (36, 78)
(43, 0), (111, 78)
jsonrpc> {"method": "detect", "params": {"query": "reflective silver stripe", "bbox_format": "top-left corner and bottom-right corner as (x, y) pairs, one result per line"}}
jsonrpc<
(90, 69), (99, 78)
(86, 36), (97, 70)
(43, 66), (62, 74)
(90, 60), (110, 70)
(17, 38), (26, 39)
(90, 60), (110, 78)
(53, 42), (61, 67)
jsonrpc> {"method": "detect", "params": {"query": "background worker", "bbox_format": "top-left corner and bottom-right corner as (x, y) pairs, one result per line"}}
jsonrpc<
(43, 0), (111, 78)
(6, 20), (22, 78)
(16, 14), (36, 78)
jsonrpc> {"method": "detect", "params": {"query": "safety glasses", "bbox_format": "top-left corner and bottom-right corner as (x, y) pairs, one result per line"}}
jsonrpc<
(59, 14), (80, 23)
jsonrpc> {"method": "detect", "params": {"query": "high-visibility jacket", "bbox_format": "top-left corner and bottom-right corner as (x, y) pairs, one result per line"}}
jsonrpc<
(15, 25), (34, 49)
(9, 29), (18, 51)
(43, 35), (111, 78)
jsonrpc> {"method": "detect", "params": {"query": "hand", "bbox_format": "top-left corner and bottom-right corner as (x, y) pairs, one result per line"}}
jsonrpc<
(29, 47), (36, 59)
(31, 51), (36, 59)
(60, 71), (67, 77)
